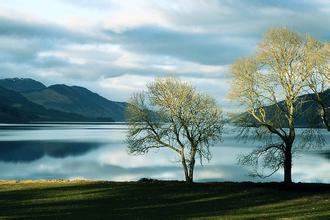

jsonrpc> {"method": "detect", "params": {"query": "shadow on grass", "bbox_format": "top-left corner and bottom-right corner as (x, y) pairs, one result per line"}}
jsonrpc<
(0, 181), (329, 219)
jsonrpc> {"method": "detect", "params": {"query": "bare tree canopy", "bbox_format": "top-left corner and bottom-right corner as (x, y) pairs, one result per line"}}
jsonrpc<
(305, 39), (330, 130)
(229, 28), (328, 183)
(126, 77), (224, 183)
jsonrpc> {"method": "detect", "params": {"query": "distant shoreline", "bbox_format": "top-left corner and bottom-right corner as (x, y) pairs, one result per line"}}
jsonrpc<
(0, 122), (328, 129)
(1, 179), (329, 185)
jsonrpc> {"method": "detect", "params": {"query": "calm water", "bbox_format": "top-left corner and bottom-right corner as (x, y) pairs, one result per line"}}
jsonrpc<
(0, 123), (329, 183)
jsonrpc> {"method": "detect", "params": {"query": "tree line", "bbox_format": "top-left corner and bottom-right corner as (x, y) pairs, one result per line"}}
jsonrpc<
(126, 28), (329, 184)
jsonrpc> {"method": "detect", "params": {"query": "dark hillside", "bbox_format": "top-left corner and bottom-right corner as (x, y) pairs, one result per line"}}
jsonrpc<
(23, 84), (127, 121)
(233, 89), (330, 128)
(0, 86), (106, 123)
(0, 78), (46, 92)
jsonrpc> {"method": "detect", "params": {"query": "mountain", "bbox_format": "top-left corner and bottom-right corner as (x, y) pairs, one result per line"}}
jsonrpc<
(0, 78), (127, 122)
(294, 89), (330, 127)
(0, 78), (46, 92)
(0, 86), (95, 123)
(22, 84), (127, 121)
(234, 89), (330, 128)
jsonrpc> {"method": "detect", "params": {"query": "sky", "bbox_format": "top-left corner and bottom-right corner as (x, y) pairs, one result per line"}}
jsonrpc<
(0, 0), (329, 111)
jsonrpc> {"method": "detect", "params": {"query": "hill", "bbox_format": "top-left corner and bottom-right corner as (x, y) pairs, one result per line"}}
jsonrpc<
(295, 89), (330, 127)
(234, 89), (330, 128)
(22, 84), (127, 121)
(0, 86), (96, 123)
(0, 78), (46, 92)
(0, 78), (128, 122)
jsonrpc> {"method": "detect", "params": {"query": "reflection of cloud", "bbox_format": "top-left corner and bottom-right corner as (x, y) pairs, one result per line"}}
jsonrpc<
(0, 139), (328, 182)
(293, 154), (330, 183)
(0, 145), (329, 182)
(0, 152), (283, 182)
(99, 149), (174, 168)
(0, 125), (329, 182)
(195, 165), (282, 182)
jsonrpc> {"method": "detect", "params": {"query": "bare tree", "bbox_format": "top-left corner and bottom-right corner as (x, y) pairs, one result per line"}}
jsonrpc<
(126, 77), (224, 183)
(228, 28), (326, 183)
(305, 39), (330, 130)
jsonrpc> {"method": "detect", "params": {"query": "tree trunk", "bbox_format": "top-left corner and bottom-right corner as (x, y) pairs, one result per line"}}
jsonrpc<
(314, 91), (330, 131)
(320, 107), (330, 131)
(187, 147), (197, 183)
(284, 100), (294, 184)
(186, 174), (193, 184)
(181, 153), (190, 183)
(283, 144), (292, 184)
(180, 147), (196, 183)
(188, 158), (195, 183)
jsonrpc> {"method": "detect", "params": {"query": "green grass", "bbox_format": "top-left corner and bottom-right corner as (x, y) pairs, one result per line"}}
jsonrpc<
(0, 180), (329, 219)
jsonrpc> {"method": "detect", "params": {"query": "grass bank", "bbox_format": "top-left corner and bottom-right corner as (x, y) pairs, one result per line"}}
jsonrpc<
(0, 180), (329, 219)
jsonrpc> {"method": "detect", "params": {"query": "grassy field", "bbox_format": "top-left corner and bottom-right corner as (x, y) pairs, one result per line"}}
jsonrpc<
(0, 180), (329, 219)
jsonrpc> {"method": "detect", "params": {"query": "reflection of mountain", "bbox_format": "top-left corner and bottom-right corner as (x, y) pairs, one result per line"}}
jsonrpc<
(0, 141), (102, 162)
(0, 78), (128, 122)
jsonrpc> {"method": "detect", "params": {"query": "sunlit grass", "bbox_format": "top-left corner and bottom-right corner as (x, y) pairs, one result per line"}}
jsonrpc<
(0, 180), (329, 219)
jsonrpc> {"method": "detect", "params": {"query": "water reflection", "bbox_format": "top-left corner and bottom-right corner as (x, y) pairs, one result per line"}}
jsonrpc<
(0, 141), (102, 162)
(0, 123), (328, 182)
(320, 151), (330, 160)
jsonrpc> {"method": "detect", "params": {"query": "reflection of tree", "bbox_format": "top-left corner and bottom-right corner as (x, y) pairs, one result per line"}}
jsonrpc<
(0, 141), (101, 162)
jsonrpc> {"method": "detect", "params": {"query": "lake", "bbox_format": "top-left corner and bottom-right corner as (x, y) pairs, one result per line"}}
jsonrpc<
(0, 123), (329, 183)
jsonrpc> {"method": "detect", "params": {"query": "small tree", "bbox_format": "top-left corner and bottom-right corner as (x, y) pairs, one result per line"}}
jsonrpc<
(229, 28), (326, 183)
(126, 77), (224, 183)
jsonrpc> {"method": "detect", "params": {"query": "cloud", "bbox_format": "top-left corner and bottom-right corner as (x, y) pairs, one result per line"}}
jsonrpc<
(0, 15), (105, 42)
(0, 14), (230, 82)
(105, 26), (253, 65)
(0, 0), (329, 105)
(0, 36), (41, 62)
(64, 0), (330, 38)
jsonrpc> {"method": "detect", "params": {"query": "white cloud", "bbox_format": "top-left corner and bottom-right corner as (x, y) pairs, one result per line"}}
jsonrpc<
(0, 0), (329, 109)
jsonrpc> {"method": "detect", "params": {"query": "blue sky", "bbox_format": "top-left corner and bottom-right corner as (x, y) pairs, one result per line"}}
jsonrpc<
(0, 0), (329, 110)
